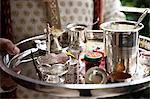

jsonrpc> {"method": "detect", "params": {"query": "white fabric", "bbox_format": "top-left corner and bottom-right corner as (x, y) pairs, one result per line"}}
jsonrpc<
(3, 0), (126, 98)
(9, 0), (125, 42)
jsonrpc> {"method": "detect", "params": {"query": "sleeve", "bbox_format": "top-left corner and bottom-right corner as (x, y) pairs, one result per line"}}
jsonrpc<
(103, 0), (126, 22)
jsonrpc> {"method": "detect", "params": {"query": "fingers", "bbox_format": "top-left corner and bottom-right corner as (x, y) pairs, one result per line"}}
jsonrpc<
(0, 38), (20, 55)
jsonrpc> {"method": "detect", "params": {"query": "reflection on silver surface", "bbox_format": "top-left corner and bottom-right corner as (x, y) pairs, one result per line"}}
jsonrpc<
(37, 63), (68, 83)
(67, 24), (87, 50)
(1, 33), (150, 98)
(85, 67), (107, 84)
(100, 21), (144, 77)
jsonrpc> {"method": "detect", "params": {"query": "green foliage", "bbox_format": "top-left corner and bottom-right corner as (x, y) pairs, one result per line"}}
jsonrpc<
(121, 0), (150, 8)
(121, 0), (150, 37)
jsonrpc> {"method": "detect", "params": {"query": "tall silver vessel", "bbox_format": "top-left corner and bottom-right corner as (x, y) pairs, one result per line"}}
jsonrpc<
(100, 21), (144, 77)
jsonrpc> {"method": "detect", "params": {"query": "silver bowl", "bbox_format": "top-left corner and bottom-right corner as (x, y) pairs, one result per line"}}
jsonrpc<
(1, 34), (150, 98)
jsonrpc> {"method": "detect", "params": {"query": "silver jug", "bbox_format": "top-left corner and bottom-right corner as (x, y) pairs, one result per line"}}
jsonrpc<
(62, 24), (87, 84)
(100, 21), (144, 76)
(67, 23), (87, 50)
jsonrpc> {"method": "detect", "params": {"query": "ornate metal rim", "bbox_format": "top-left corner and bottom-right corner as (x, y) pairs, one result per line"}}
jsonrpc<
(100, 21), (144, 32)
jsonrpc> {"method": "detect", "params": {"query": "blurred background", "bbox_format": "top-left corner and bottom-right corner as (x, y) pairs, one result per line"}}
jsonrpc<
(120, 0), (150, 37)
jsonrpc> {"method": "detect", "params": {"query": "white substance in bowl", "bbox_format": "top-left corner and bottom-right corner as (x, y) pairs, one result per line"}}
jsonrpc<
(109, 24), (135, 30)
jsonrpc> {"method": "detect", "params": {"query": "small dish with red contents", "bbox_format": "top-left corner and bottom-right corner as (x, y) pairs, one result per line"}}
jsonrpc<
(84, 51), (103, 72)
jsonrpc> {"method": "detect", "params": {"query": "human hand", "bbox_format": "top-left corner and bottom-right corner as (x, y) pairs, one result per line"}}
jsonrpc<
(0, 38), (20, 93)
(0, 38), (20, 55)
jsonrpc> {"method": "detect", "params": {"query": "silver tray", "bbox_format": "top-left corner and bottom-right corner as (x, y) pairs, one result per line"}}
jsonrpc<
(1, 34), (150, 98)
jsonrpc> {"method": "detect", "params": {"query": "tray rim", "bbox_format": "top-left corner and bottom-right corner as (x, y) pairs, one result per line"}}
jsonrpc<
(1, 62), (150, 90)
(1, 34), (150, 90)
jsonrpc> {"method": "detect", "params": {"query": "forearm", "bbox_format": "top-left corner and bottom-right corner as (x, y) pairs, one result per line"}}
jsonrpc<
(99, 0), (104, 25)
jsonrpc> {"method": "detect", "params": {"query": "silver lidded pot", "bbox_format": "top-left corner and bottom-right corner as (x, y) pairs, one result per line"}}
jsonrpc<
(100, 21), (144, 79)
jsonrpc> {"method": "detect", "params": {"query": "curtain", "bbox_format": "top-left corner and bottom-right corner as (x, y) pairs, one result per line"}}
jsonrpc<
(1, 0), (14, 41)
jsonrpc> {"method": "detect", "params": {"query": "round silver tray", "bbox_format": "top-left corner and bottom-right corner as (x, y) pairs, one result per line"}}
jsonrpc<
(1, 34), (150, 98)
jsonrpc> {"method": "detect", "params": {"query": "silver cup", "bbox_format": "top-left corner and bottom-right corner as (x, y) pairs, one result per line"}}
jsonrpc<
(66, 24), (87, 50)
(100, 21), (144, 76)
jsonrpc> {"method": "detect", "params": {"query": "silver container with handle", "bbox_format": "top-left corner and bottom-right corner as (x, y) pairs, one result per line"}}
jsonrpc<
(100, 21), (144, 76)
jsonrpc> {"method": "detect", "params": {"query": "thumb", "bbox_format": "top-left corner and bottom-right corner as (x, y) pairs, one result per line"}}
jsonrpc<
(0, 38), (20, 55)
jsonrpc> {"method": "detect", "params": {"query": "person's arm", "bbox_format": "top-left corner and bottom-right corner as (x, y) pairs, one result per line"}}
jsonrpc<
(0, 38), (20, 96)
(0, 38), (20, 55)
(103, 0), (126, 22)
(99, 0), (104, 26)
